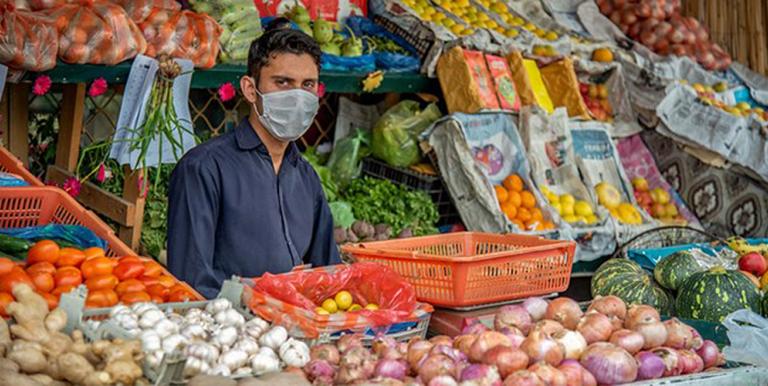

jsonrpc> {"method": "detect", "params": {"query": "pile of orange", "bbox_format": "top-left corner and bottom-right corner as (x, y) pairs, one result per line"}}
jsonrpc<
(495, 174), (556, 231)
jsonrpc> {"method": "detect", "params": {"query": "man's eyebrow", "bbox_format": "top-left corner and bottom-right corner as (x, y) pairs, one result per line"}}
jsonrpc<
(270, 75), (295, 82)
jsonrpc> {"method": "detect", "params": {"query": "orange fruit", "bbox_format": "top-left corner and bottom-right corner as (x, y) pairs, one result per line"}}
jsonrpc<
(542, 221), (555, 230)
(503, 174), (524, 193)
(511, 219), (525, 230)
(530, 207), (543, 222)
(520, 190), (536, 209)
(524, 220), (539, 231)
(495, 185), (509, 204)
(507, 191), (522, 208)
(501, 202), (517, 220)
(516, 207), (532, 222)
(592, 48), (613, 62)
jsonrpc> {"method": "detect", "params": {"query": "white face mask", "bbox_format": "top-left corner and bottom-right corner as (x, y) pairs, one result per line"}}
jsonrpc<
(252, 79), (320, 142)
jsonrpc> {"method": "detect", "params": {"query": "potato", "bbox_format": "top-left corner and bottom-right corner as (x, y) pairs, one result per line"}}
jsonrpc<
(0, 369), (44, 386)
(0, 357), (20, 373)
(7, 346), (47, 374)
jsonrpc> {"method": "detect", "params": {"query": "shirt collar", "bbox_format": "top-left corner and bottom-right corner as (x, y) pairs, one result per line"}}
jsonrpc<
(235, 118), (300, 166)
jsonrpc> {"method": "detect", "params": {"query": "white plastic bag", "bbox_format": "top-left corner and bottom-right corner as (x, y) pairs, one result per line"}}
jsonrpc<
(723, 309), (768, 367)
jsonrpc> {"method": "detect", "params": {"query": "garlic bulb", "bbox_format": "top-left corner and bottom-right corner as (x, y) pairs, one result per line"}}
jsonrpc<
(212, 326), (238, 348)
(184, 357), (210, 378)
(145, 350), (164, 368)
(214, 309), (245, 327)
(162, 334), (187, 354)
(205, 298), (232, 314)
(244, 318), (270, 339)
(181, 324), (208, 340)
(140, 330), (162, 352)
(154, 319), (179, 338)
(139, 309), (166, 329)
(234, 338), (260, 356)
(110, 304), (131, 318)
(258, 326), (287, 350)
(185, 308), (205, 320)
(131, 302), (159, 316)
(210, 364), (231, 376)
(219, 349), (248, 370)
(113, 313), (139, 330)
(257, 346), (278, 359)
(184, 343), (219, 363)
(278, 338), (310, 368)
(167, 313), (185, 326)
(233, 367), (253, 376)
(251, 351), (281, 376)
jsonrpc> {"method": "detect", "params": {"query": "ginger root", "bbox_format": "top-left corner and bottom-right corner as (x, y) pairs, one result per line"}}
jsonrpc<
(92, 339), (144, 385)
(7, 285), (53, 343)
(7, 341), (48, 373)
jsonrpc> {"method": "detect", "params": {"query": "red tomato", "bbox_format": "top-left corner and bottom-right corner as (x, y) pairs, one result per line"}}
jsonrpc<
(115, 279), (145, 296)
(168, 289), (194, 302)
(38, 291), (58, 310)
(51, 285), (76, 298)
(27, 240), (60, 265)
(86, 289), (118, 308)
(145, 283), (170, 301)
(26, 262), (56, 276)
(0, 267), (33, 293)
(118, 256), (142, 265)
(57, 248), (86, 268)
(137, 275), (159, 286)
(54, 267), (82, 288)
(80, 257), (113, 279)
(85, 274), (119, 291)
(120, 291), (151, 304)
(156, 275), (176, 288)
(0, 292), (13, 317)
(113, 261), (145, 281)
(30, 272), (54, 293)
(143, 260), (164, 278)
(0, 258), (15, 276)
(83, 247), (106, 260)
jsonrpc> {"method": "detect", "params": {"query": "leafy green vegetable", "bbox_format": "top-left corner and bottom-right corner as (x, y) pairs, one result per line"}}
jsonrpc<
(329, 201), (355, 229)
(303, 149), (339, 202)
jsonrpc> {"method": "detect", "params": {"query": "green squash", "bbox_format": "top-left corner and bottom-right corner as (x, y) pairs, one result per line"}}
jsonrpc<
(592, 258), (673, 314)
(676, 266), (761, 323)
(653, 250), (706, 291)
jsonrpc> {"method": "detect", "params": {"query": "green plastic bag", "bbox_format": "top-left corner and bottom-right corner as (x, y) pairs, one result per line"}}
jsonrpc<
(372, 101), (441, 168)
(327, 129), (370, 188)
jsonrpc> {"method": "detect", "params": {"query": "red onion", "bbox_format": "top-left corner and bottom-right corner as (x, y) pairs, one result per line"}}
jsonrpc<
(520, 330), (565, 366)
(678, 349), (704, 374)
(431, 335), (454, 347)
(690, 328), (703, 350)
(310, 344), (341, 365)
(577, 312), (614, 344)
(696, 340), (725, 369)
(498, 327), (525, 348)
(579, 343), (638, 385)
(634, 321), (668, 349)
(380, 346), (404, 361)
(419, 354), (456, 384)
(459, 364), (501, 385)
(374, 358), (408, 380)
(625, 305), (660, 329)
(304, 359), (335, 381)
(557, 359), (588, 386)
(635, 351), (665, 380)
(469, 331), (512, 362)
(529, 362), (567, 386)
(609, 329), (645, 354)
(534, 320), (565, 336)
(313, 375), (333, 386)
(502, 370), (545, 386)
(428, 375), (459, 386)
(454, 335), (477, 356)
(552, 330), (587, 360)
(581, 369), (596, 386)
(373, 336), (398, 356)
(545, 298), (583, 330)
(651, 347), (681, 377)
(587, 296), (627, 320)
(522, 297), (549, 321)
(462, 321), (489, 335)
(663, 318), (703, 350)
(407, 340), (434, 369)
(430, 345), (468, 364)
(337, 334), (364, 353)
(495, 305), (534, 334)
(482, 346), (529, 378)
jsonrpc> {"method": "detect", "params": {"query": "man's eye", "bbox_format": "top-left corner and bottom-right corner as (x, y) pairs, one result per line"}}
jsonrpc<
(303, 81), (316, 89)
(276, 79), (288, 86)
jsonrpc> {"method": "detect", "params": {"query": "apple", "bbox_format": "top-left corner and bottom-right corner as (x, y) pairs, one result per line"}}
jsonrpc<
(650, 203), (667, 218)
(664, 203), (679, 217)
(631, 177), (649, 192)
(595, 182), (622, 210)
(650, 188), (671, 205)
(739, 252), (768, 277)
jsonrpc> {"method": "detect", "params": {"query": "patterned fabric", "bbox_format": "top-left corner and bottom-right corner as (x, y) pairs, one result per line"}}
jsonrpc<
(642, 130), (768, 237)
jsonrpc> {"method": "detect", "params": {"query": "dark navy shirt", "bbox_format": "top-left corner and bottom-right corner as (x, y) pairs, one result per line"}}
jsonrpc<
(167, 119), (340, 298)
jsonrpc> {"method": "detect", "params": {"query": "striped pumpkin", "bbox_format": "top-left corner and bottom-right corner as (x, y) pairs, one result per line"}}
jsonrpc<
(592, 258), (673, 314)
(653, 250), (706, 291)
(676, 266), (761, 323)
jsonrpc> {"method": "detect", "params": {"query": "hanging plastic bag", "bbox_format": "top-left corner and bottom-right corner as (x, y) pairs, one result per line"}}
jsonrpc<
(189, 0), (260, 64)
(44, 0), (147, 65)
(723, 309), (768, 367)
(0, 172), (28, 187)
(0, 224), (108, 250)
(0, 2), (58, 71)
(141, 9), (222, 69)
(116, 0), (180, 23)
(372, 100), (441, 168)
(326, 128), (369, 188)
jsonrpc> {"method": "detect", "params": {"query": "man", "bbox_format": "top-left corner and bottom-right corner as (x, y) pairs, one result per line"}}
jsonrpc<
(167, 21), (340, 298)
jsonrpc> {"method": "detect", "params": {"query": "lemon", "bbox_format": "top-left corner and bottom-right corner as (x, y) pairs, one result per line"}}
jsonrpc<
(365, 303), (380, 311)
(560, 203), (575, 217)
(321, 299), (338, 314)
(550, 201), (562, 214)
(559, 194), (576, 206)
(315, 307), (330, 315)
(505, 29), (519, 38)
(523, 22), (536, 31)
(546, 192), (559, 204)
(574, 200), (594, 217)
(562, 215), (578, 223)
(544, 31), (559, 41)
(585, 214), (598, 224)
(442, 18), (456, 27)
(335, 291), (353, 310)
(348, 304), (362, 312)
(450, 24), (465, 34)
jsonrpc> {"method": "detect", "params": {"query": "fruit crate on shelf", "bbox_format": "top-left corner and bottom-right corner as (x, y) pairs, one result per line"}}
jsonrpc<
(342, 232), (576, 308)
(0, 187), (134, 257)
(361, 157), (461, 226)
(0, 146), (43, 186)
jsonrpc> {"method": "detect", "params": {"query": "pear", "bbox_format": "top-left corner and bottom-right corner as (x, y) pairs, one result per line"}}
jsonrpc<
(313, 18), (334, 44)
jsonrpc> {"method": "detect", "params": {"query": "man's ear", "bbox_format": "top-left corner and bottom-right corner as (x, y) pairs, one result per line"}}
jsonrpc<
(240, 75), (258, 104)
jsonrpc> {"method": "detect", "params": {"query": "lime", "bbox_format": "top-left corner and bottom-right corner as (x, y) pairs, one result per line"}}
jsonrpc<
(335, 290), (353, 310)
(321, 299), (338, 314)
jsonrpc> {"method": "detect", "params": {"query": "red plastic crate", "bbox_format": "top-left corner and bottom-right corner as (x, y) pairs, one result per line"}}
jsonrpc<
(342, 232), (576, 308)
(0, 146), (43, 186)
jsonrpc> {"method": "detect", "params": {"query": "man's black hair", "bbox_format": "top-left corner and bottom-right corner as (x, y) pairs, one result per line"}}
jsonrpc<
(247, 17), (322, 82)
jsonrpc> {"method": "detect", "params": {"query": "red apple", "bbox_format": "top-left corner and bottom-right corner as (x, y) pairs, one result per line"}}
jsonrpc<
(739, 252), (768, 277)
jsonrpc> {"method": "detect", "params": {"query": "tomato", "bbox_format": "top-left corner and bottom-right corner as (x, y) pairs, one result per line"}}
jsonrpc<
(157, 275), (176, 288)
(150, 295), (164, 303)
(30, 272), (54, 293)
(143, 260), (164, 278)
(86, 289), (118, 308)
(167, 289), (194, 303)
(118, 256), (142, 265)
(137, 275), (159, 286)
(0, 258), (14, 276)
(85, 274), (118, 291)
(120, 291), (151, 304)
(57, 248), (86, 268)
(26, 262), (56, 276)
(51, 285), (76, 298)
(27, 240), (60, 265)
(115, 279), (145, 296)
(0, 267), (33, 293)
(38, 291), (58, 310)
(54, 267), (82, 288)
(145, 283), (169, 301)
(113, 261), (145, 281)
(0, 292), (13, 317)
(83, 247), (106, 260)
(81, 257), (114, 279)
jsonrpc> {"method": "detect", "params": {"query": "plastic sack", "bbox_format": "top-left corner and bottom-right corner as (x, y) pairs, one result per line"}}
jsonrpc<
(375, 52), (419, 73)
(190, 0), (260, 64)
(321, 53), (376, 72)
(372, 100), (441, 168)
(141, 9), (222, 69)
(327, 128), (369, 188)
(723, 309), (768, 367)
(0, 172), (28, 187)
(116, 0), (180, 23)
(44, 1), (147, 65)
(0, 224), (108, 249)
(0, 3), (58, 71)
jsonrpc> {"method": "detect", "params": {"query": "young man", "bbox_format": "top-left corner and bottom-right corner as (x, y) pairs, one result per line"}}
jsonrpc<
(167, 21), (340, 298)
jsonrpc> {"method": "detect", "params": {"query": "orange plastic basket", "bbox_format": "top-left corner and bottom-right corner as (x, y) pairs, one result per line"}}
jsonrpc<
(0, 146), (43, 186)
(0, 187), (134, 257)
(341, 232), (576, 307)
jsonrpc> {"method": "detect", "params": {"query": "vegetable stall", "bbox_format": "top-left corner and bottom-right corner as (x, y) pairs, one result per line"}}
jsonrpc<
(0, 0), (768, 385)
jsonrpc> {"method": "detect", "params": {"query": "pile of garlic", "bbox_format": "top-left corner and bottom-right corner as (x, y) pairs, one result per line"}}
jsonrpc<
(107, 299), (310, 378)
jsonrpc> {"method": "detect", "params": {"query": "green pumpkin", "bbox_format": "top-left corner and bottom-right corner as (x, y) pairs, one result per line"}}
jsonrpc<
(653, 250), (706, 291)
(676, 266), (762, 322)
(592, 258), (673, 314)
